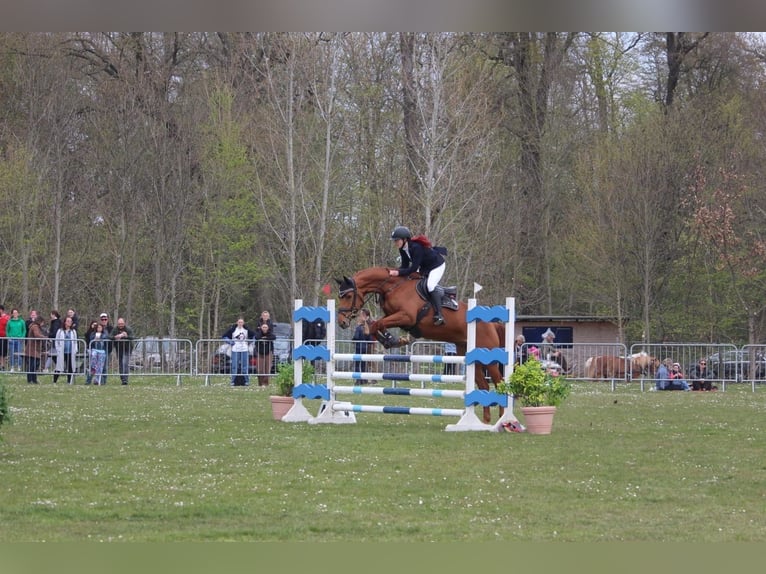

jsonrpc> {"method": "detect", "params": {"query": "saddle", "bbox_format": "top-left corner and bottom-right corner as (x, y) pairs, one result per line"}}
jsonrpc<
(414, 279), (459, 312)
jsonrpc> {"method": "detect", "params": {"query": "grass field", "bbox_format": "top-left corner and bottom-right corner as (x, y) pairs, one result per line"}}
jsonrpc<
(1, 374), (764, 542)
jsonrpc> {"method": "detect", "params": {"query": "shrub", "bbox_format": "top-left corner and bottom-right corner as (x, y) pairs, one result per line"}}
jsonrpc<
(497, 357), (571, 407)
(274, 362), (315, 397)
(0, 380), (11, 436)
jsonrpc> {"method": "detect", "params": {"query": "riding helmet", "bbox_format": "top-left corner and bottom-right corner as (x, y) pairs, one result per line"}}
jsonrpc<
(391, 226), (411, 240)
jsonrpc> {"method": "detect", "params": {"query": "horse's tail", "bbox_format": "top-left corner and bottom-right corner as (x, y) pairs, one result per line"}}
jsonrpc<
(493, 321), (506, 350)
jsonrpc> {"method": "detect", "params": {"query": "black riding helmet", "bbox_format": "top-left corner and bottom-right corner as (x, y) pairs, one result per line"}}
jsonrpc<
(391, 226), (411, 240)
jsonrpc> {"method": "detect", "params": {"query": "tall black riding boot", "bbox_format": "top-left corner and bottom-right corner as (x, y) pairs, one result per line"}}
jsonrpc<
(430, 291), (445, 326)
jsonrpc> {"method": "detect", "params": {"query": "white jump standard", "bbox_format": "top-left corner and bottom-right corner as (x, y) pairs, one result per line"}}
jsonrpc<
(282, 297), (518, 432)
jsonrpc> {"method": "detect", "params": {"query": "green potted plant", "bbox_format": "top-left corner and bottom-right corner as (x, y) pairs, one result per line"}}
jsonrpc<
(498, 357), (571, 434)
(270, 361), (315, 420)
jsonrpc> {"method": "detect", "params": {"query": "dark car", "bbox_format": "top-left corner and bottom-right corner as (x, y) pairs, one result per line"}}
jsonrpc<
(707, 350), (766, 380)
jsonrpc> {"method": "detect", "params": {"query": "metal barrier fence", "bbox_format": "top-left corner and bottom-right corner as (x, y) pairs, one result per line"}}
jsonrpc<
(4, 335), (764, 392)
(194, 338), (290, 386)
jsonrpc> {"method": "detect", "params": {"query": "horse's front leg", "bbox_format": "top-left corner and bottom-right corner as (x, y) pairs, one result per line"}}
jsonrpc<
(370, 313), (415, 349)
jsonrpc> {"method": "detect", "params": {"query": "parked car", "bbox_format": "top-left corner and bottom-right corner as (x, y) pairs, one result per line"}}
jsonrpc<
(129, 337), (190, 371)
(271, 322), (293, 374)
(707, 350), (766, 379)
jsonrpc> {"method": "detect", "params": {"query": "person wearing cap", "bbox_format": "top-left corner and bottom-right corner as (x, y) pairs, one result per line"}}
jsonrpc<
(98, 313), (114, 384)
(540, 328), (568, 372)
(668, 361), (691, 391)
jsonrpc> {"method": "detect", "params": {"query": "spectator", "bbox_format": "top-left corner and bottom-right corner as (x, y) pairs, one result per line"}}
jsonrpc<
(540, 328), (569, 373)
(302, 316), (326, 345)
(24, 315), (47, 384)
(656, 358), (689, 391)
(443, 341), (457, 376)
(302, 316), (327, 370)
(110, 317), (134, 385)
(655, 358), (671, 390)
(66, 308), (79, 332)
(45, 310), (62, 372)
(257, 310), (274, 332)
(668, 362), (691, 391)
(98, 313), (114, 384)
(25, 309), (39, 332)
(6, 308), (27, 372)
(53, 315), (78, 384)
(514, 334), (527, 366)
(222, 317), (256, 387)
(254, 321), (276, 387)
(82, 320), (98, 384)
(0, 305), (9, 371)
(689, 358), (716, 391)
(88, 321), (110, 386)
(352, 309), (374, 384)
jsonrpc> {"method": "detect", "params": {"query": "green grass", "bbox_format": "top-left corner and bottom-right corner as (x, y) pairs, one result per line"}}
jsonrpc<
(1, 374), (764, 542)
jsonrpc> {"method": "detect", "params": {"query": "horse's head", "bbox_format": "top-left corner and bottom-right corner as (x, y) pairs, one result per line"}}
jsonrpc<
(335, 275), (363, 329)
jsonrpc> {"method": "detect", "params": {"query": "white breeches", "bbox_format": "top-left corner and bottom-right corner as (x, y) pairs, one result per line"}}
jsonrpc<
(427, 263), (445, 292)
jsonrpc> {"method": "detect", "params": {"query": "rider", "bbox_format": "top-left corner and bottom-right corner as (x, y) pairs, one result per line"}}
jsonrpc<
(388, 226), (447, 326)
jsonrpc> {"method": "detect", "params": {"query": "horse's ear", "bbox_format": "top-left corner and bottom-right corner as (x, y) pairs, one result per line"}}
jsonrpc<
(335, 278), (342, 286)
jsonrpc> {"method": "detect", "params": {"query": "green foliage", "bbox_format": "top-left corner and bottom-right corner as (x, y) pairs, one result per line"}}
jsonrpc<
(498, 357), (571, 407)
(273, 361), (315, 397)
(0, 379), (11, 434)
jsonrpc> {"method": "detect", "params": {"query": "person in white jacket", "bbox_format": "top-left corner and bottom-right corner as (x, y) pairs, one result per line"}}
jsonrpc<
(54, 315), (78, 384)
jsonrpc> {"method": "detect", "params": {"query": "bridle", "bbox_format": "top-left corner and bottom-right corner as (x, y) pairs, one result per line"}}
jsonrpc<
(337, 277), (370, 320)
(337, 273), (403, 320)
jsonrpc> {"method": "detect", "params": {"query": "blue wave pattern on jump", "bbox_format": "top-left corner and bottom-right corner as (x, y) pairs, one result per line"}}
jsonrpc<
(292, 383), (331, 400)
(465, 347), (508, 365)
(465, 390), (508, 408)
(293, 344), (330, 361)
(292, 306), (331, 323)
(466, 305), (509, 323)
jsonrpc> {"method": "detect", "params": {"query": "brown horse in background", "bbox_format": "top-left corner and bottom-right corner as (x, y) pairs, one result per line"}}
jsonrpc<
(586, 352), (659, 380)
(335, 266), (508, 424)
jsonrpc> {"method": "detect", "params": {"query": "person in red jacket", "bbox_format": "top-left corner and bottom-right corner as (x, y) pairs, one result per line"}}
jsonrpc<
(0, 305), (9, 371)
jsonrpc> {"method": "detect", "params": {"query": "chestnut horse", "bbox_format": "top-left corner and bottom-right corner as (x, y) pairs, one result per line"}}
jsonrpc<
(335, 266), (507, 423)
(585, 352), (659, 380)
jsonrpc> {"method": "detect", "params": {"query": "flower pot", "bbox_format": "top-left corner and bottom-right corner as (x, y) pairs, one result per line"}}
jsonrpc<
(269, 395), (294, 420)
(520, 405), (557, 435)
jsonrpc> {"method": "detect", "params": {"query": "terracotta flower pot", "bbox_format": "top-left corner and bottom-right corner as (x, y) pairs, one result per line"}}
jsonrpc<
(269, 395), (294, 420)
(520, 405), (557, 435)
